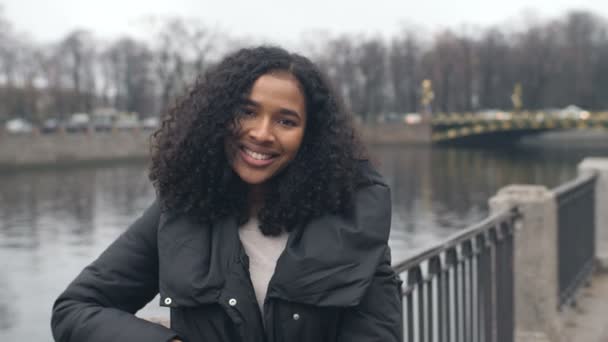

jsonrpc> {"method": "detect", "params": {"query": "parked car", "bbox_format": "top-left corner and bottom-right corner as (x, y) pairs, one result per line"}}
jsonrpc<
(41, 118), (64, 133)
(5, 118), (33, 133)
(404, 113), (422, 125)
(66, 113), (91, 132)
(91, 115), (113, 132)
(115, 114), (139, 131)
(141, 117), (160, 131)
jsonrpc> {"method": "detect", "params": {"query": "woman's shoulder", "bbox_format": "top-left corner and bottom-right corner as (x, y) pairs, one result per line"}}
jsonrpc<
(355, 159), (388, 188)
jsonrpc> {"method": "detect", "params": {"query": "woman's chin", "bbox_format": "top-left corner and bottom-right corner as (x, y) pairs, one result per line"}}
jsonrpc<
(236, 172), (273, 186)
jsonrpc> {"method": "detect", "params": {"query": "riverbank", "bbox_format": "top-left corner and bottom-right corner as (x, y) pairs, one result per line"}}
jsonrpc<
(0, 124), (433, 167)
(0, 131), (152, 167)
(0, 127), (606, 167)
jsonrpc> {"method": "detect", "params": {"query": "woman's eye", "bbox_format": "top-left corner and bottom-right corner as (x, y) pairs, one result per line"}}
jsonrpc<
(278, 119), (297, 127)
(239, 108), (255, 117)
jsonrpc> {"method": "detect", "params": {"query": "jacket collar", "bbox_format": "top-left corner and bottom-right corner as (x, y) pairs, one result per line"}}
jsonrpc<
(267, 178), (391, 307)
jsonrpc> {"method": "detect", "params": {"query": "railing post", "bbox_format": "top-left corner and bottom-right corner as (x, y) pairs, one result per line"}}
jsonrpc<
(489, 185), (562, 342)
(579, 158), (608, 271)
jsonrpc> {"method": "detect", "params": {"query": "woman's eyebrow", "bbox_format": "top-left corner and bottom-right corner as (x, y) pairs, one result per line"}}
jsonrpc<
(240, 98), (259, 106)
(241, 98), (301, 118)
(278, 108), (301, 119)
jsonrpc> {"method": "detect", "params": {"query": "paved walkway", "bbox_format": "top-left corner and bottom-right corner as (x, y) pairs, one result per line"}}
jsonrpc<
(562, 271), (608, 342)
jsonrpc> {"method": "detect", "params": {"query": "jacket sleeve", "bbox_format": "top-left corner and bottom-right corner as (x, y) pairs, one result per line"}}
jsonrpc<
(51, 201), (180, 342)
(337, 248), (403, 342)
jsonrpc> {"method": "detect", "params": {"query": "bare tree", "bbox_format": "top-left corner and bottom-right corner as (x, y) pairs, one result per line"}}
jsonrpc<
(355, 38), (388, 122)
(149, 17), (218, 114)
(390, 31), (421, 113)
(0, 11), (17, 120)
(459, 32), (475, 111)
(424, 31), (460, 113)
(151, 19), (186, 114)
(511, 19), (560, 109)
(477, 28), (512, 109)
(314, 35), (360, 115)
(103, 38), (155, 115)
(57, 30), (97, 113)
(592, 23), (608, 108)
(556, 11), (601, 107)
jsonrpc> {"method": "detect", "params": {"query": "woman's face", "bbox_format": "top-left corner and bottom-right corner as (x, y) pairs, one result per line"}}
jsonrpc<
(225, 71), (307, 186)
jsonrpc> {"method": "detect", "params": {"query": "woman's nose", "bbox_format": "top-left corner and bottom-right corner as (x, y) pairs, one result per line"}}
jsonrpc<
(248, 117), (274, 142)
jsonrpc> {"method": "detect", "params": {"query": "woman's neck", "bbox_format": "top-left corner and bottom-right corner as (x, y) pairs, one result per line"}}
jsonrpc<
(248, 185), (265, 217)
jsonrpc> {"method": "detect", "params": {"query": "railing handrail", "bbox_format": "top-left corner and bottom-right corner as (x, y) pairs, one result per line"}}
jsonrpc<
(553, 171), (597, 198)
(552, 170), (597, 309)
(392, 206), (519, 274)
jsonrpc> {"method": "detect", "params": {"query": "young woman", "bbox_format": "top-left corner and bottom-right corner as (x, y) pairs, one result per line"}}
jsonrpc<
(51, 46), (402, 342)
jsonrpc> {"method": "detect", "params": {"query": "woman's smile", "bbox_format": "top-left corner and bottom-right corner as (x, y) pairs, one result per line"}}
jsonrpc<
(239, 144), (278, 167)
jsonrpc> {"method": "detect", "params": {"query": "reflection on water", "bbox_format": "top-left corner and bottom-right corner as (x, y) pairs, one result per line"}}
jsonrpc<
(0, 163), (155, 341)
(380, 144), (601, 261)
(1, 141), (607, 339)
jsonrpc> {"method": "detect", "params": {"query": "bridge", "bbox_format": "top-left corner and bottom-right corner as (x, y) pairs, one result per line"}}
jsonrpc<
(431, 111), (608, 145)
(392, 158), (608, 342)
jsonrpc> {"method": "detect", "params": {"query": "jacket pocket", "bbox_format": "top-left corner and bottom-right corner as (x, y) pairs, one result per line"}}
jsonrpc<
(169, 304), (242, 342)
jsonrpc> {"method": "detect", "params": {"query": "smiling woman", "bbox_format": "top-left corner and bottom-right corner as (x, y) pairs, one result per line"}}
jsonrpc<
(50, 46), (402, 342)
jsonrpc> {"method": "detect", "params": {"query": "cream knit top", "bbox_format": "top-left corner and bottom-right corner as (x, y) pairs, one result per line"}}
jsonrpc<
(238, 217), (289, 313)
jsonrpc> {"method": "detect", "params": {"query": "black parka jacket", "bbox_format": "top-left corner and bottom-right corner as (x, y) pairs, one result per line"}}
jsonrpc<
(51, 162), (403, 342)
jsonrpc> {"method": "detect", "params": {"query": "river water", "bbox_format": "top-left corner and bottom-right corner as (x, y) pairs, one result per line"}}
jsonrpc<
(1, 133), (607, 340)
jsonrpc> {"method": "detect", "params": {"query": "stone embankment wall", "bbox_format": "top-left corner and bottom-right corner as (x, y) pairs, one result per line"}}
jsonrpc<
(0, 124), (432, 167)
(0, 130), (153, 167)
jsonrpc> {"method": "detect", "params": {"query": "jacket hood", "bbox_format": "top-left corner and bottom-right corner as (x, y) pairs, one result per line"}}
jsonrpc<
(158, 160), (392, 308)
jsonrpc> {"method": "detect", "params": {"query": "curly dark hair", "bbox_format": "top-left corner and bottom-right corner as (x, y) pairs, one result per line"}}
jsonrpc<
(149, 46), (366, 235)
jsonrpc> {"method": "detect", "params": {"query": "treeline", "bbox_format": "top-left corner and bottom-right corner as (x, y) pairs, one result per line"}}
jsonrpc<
(0, 15), (225, 123)
(312, 10), (608, 121)
(1, 9), (608, 123)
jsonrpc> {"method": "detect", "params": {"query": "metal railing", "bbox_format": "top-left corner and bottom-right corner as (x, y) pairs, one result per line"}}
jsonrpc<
(393, 208), (518, 342)
(553, 172), (597, 308)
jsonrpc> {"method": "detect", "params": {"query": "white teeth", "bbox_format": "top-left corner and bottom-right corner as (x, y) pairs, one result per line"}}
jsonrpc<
(244, 148), (273, 160)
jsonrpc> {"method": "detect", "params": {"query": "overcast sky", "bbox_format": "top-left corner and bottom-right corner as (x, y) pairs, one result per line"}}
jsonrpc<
(2, 0), (608, 44)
